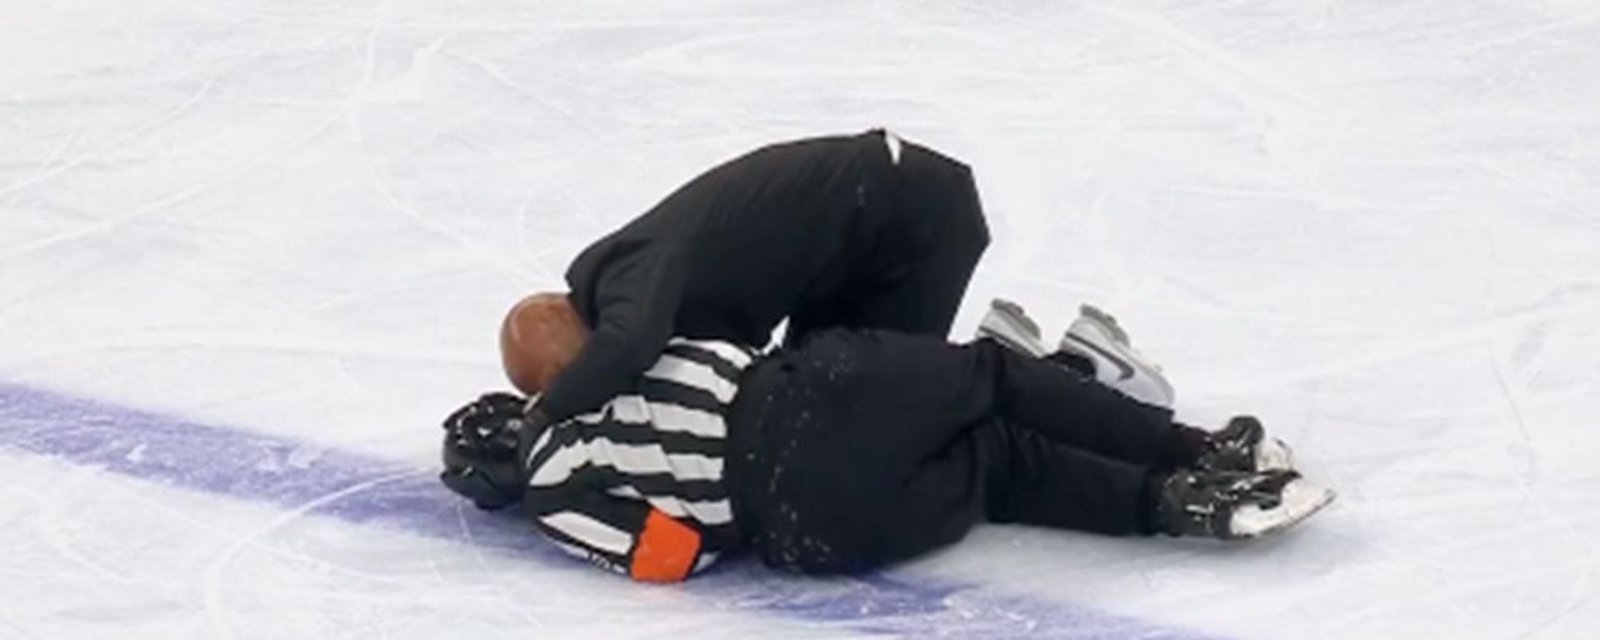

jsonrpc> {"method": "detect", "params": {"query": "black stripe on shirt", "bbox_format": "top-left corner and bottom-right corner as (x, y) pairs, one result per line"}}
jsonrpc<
(637, 377), (726, 413)
(663, 342), (747, 383)
(588, 420), (724, 457)
(528, 463), (728, 505)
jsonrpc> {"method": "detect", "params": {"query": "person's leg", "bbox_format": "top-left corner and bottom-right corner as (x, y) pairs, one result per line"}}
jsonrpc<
(769, 418), (1160, 573)
(786, 138), (989, 344)
(791, 328), (1193, 469)
(981, 339), (1203, 468)
(968, 419), (1155, 535)
(730, 329), (987, 572)
(728, 329), (1171, 573)
(853, 415), (1162, 571)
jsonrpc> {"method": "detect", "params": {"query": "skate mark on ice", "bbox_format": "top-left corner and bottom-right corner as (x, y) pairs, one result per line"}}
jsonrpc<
(0, 381), (1223, 640)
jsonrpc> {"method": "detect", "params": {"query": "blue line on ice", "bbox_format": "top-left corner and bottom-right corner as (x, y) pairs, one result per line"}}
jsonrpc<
(0, 381), (1220, 639)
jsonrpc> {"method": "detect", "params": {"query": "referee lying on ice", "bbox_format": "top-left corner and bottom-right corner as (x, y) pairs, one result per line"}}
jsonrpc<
(437, 294), (1334, 582)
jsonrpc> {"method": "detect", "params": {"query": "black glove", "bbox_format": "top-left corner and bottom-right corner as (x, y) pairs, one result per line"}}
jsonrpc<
(440, 392), (549, 511)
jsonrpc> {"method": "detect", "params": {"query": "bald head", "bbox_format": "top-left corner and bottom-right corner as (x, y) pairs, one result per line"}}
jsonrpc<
(500, 293), (589, 396)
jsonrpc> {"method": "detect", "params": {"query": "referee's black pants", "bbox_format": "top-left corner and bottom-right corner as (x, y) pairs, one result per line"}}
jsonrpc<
(784, 135), (989, 344)
(726, 329), (1186, 574)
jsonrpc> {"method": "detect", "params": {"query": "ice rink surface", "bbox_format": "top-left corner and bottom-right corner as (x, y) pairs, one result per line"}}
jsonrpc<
(4, 1), (1599, 638)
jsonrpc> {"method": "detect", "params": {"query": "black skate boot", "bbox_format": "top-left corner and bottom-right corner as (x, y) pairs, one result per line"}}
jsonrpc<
(1195, 416), (1295, 473)
(1155, 467), (1334, 539)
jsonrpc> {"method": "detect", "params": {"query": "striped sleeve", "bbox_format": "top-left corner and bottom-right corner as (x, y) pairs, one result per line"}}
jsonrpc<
(526, 476), (708, 583)
(519, 337), (747, 582)
(523, 425), (713, 583)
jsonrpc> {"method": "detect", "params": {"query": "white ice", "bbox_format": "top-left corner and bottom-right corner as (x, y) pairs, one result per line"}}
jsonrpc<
(4, 0), (1600, 638)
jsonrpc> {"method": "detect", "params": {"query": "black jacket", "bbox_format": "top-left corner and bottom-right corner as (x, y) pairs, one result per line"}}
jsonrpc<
(541, 131), (902, 421)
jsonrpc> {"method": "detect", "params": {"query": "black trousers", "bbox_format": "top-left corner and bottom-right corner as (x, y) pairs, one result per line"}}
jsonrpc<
(784, 137), (989, 344)
(726, 329), (1181, 574)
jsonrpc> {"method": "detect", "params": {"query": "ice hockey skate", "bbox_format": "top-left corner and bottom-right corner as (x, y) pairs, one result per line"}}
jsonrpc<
(1199, 415), (1295, 473)
(1156, 468), (1335, 540)
(976, 298), (1052, 358)
(1058, 304), (1175, 408)
(980, 299), (1176, 407)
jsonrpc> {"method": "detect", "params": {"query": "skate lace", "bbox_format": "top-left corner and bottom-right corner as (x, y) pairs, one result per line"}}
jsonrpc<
(1178, 470), (1297, 535)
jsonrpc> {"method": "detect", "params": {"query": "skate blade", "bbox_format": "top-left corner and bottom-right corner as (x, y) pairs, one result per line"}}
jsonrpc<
(1229, 479), (1336, 539)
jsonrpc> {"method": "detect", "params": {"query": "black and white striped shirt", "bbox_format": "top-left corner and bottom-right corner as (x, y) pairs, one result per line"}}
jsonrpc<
(521, 337), (754, 582)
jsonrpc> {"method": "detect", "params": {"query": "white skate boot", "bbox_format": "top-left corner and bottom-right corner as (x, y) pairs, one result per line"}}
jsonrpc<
(976, 298), (1052, 358)
(978, 299), (1176, 407)
(1058, 304), (1175, 408)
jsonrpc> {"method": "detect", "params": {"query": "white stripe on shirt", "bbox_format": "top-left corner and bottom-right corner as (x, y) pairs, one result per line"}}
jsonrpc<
(640, 496), (732, 524)
(526, 422), (556, 463)
(644, 354), (738, 403)
(529, 440), (589, 487)
(593, 439), (672, 476)
(533, 438), (724, 487)
(648, 497), (733, 525)
(589, 395), (726, 439)
(595, 440), (722, 481)
(646, 402), (726, 438)
(665, 452), (723, 481)
(682, 498), (733, 525)
(541, 511), (634, 555)
(606, 395), (652, 424)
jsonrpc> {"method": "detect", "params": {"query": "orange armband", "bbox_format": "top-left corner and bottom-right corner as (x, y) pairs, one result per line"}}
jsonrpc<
(629, 509), (701, 583)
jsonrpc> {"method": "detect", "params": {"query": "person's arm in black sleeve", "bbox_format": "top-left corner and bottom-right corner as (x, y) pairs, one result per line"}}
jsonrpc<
(537, 244), (690, 421)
